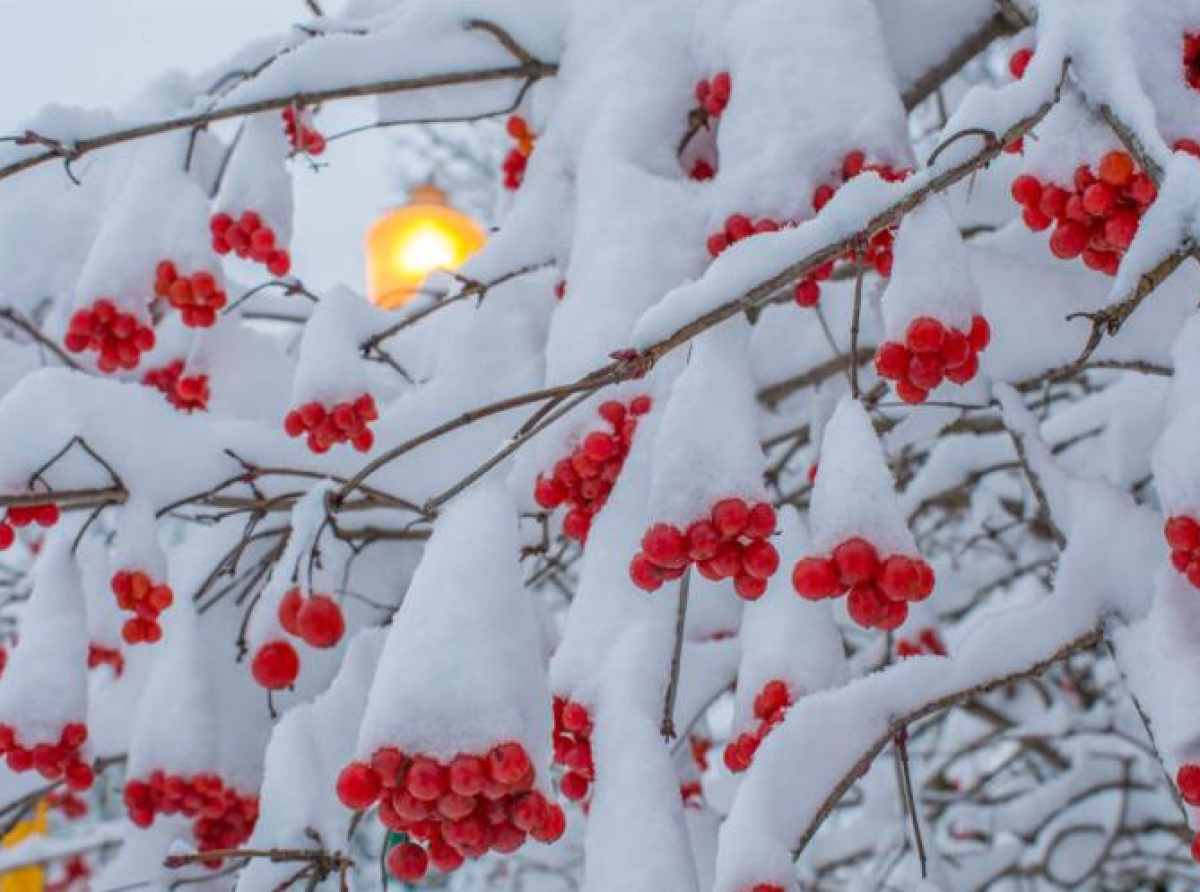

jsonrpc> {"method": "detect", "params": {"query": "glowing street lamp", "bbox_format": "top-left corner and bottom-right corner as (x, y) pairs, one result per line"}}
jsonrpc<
(366, 183), (486, 310)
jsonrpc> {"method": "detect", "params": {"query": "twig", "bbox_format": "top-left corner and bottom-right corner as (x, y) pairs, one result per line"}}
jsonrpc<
(661, 568), (691, 740)
(0, 307), (83, 371)
(0, 21), (557, 185)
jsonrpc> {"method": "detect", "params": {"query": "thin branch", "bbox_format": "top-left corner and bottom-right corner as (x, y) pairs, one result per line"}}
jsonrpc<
(661, 568), (691, 740)
(0, 21), (557, 185)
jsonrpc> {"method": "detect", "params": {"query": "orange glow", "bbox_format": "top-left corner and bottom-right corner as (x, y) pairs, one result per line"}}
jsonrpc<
(366, 184), (486, 309)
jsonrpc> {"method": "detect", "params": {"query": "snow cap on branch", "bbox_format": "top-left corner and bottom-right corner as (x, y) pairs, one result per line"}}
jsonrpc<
(0, 532), (89, 744)
(358, 482), (551, 778)
(809, 396), (913, 555)
(648, 318), (766, 525)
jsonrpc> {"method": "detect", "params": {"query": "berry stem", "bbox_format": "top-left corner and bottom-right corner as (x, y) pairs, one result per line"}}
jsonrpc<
(661, 567), (691, 741)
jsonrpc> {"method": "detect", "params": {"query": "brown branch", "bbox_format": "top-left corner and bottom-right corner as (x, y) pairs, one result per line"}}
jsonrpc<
(337, 69), (1065, 505)
(0, 307), (83, 371)
(0, 21), (557, 185)
(661, 567), (691, 741)
(790, 626), (1104, 859)
(900, 7), (1030, 112)
(362, 261), (551, 355)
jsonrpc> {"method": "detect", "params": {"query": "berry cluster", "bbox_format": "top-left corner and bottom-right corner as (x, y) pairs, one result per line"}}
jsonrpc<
(282, 105), (326, 156)
(87, 642), (125, 677)
(552, 697), (594, 802)
(0, 722), (92, 788)
(0, 503), (59, 551)
(153, 261), (227, 327)
(278, 587), (345, 648)
(723, 679), (795, 773)
(707, 152), (908, 308)
(503, 116), (535, 191)
(125, 771), (259, 860)
(64, 300), (156, 373)
(874, 315), (991, 404)
(143, 360), (210, 413)
(110, 569), (174, 645)
(896, 627), (947, 659)
(284, 394), (378, 454)
(336, 741), (566, 882)
(1176, 763), (1200, 861)
(46, 788), (89, 820)
(533, 397), (651, 544)
(694, 72), (731, 119)
(706, 212), (786, 259)
(792, 537), (935, 631)
(629, 499), (779, 599)
(210, 211), (291, 276)
(1011, 151), (1157, 275)
(1185, 32), (1200, 92)
(250, 639), (300, 690)
(1164, 515), (1200, 589)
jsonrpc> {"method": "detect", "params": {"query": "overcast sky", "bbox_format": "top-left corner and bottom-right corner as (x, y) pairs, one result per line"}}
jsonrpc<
(0, 0), (398, 291)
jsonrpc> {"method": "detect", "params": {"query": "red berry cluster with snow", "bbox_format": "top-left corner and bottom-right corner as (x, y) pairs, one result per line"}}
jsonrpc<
(336, 741), (565, 882)
(124, 771), (260, 861)
(707, 152), (908, 308)
(502, 116), (535, 191)
(284, 394), (378, 453)
(534, 396), (651, 543)
(630, 498), (779, 599)
(0, 721), (92, 789)
(874, 315), (991, 404)
(793, 537), (934, 631)
(1011, 151), (1156, 275)
(110, 569), (174, 645)
(0, 503), (59, 550)
(87, 642), (125, 677)
(210, 210), (291, 276)
(64, 300), (156, 373)
(723, 679), (795, 773)
(153, 261), (227, 328)
(143, 360), (210, 413)
(1164, 515), (1200, 589)
(282, 105), (326, 156)
(552, 697), (594, 802)
(896, 627), (947, 659)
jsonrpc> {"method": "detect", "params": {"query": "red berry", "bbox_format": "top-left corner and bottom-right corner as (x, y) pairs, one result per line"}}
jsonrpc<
(875, 342), (910, 380)
(642, 524), (688, 569)
(1010, 174), (1042, 207)
(278, 588), (303, 635)
(968, 316), (991, 352)
(295, 595), (344, 649)
(488, 742), (531, 785)
(906, 317), (946, 354)
(742, 539), (780, 579)
(560, 771), (590, 801)
(1167, 516), (1200, 552)
(1009, 47), (1033, 79)
(711, 498), (749, 538)
(337, 761), (382, 810)
(1177, 763), (1200, 805)
(448, 754), (486, 797)
(1097, 151), (1134, 187)
(832, 537), (879, 586)
(792, 557), (843, 599)
(630, 554), (664, 592)
(386, 842), (428, 882)
(251, 640), (299, 690)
